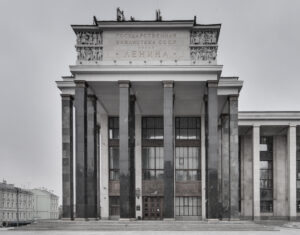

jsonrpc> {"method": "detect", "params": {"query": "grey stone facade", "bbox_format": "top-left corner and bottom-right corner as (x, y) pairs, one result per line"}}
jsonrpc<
(57, 13), (300, 221)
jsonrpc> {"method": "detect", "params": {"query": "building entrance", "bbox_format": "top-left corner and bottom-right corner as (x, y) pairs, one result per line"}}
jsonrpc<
(143, 197), (163, 220)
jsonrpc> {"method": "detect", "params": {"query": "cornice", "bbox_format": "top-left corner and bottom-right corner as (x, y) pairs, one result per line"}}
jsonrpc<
(69, 64), (223, 75)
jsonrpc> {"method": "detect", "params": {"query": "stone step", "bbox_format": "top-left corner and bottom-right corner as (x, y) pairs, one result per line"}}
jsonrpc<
(14, 220), (277, 231)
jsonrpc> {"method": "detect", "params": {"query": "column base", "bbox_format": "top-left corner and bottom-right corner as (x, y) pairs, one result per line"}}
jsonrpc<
(119, 218), (136, 221)
(163, 218), (175, 221)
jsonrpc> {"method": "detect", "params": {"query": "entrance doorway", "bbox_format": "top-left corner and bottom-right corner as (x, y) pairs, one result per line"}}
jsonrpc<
(143, 197), (163, 220)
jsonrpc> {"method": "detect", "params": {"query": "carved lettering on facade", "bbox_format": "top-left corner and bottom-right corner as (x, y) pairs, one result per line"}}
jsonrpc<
(103, 30), (190, 61)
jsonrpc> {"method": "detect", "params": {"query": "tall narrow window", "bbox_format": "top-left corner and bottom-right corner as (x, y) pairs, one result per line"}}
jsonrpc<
(108, 117), (120, 216)
(175, 147), (200, 181)
(109, 117), (119, 139)
(109, 147), (119, 180)
(260, 136), (273, 213)
(142, 117), (164, 180)
(109, 196), (120, 216)
(175, 196), (201, 216)
(175, 117), (201, 181)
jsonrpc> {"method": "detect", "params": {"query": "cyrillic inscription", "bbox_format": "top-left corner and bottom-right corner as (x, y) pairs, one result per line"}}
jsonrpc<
(103, 30), (190, 61)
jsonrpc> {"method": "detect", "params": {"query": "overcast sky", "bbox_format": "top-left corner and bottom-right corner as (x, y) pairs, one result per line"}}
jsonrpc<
(0, 0), (299, 204)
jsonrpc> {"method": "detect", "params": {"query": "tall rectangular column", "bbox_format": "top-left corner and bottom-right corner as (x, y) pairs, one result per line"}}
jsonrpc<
(75, 81), (87, 218)
(252, 125), (260, 220)
(287, 125), (297, 220)
(129, 95), (136, 218)
(135, 113), (142, 219)
(119, 81), (131, 218)
(86, 95), (97, 218)
(201, 115), (206, 220)
(61, 94), (74, 219)
(229, 96), (239, 219)
(221, 114), (230, 219)
(100, 113), (109, 219)
(163, 80), (174, 219)
(207, 81), (220, 218)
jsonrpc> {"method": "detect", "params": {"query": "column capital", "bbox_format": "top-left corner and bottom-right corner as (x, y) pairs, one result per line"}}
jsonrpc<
(289, 124), (297, 128)
(118, 80), (131, 88)
(163, 80), (174, 88)
(228, 95), (239, 100)
(75, 80), (88, 88)
(207, 80), (218, 88)
(87, 94), (97, 100)
(253, 124), (261, 128)
(61, 94), (74, 100)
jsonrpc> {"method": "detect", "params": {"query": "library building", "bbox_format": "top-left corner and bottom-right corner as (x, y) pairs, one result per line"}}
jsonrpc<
(57, 10), (300, 221)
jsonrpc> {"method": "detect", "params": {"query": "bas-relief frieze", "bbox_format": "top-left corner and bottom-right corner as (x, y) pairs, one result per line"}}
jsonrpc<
(76, 32), (103, 62)
(190, 30), (218, 45)
(190, 29), (218, 63)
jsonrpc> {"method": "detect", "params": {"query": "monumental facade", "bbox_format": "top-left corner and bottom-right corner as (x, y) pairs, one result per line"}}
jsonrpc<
(57, 11), (300, 221)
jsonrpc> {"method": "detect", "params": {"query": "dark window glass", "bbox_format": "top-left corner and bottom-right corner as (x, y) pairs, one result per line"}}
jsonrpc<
(175, 197), (201, 216)
(142, 117), (163, 140)
(109, 147), (119, 180)
(175, 147), (200, 181)
(142, 147), (164, 180)
(175, 117), (200, 140)
(260, 136), (273, 213)
(109, 117), (119, 139)
(109, 196), (120, 216)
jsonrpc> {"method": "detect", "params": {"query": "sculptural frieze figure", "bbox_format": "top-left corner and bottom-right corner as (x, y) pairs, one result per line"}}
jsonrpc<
(117, 7), (125, 22)
(77, 47), (103, 61)
(190, 30), (218, 45)
(190, 46), (217, 62)
(76, 32), (102, 45)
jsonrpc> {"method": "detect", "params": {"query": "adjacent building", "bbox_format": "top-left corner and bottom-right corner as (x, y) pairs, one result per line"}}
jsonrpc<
(30, 189), (59, 220)
(57, 10), (300, 221)
(0, 180), (34, 225)
(0, 182), (59, 226)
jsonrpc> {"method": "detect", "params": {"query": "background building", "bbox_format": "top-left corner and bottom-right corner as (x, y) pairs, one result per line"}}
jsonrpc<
(57, 11), (300, 221)
(30, 188), (59, 220)
(0, 180), (34, 226)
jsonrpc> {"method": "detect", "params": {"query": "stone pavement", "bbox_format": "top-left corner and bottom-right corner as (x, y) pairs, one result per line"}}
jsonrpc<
(0, 220), (299, 234)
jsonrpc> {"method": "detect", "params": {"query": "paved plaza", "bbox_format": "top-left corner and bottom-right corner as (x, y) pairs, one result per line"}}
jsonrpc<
(0, 220), (300, 234)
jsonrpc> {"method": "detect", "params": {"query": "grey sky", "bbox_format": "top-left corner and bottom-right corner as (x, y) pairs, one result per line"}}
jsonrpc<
(0, 0), (299, 204)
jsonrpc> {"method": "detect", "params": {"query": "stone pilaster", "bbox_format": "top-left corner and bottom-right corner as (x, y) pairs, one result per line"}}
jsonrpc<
(229, 96), (239, 219)
(207, 80), (220, 219)
(100, 113), (109, 219)
(75, 81), (87, 218)
(135, 113), (142, 219)
(287, 125), (297, 220)
(129, 95), (136, 218)
(221, 114), (230, 219)
(252, 125), (260, 220)
(163, 80), (174, 219)
(86, 95), (97, 218)
(61, 94), (74, 219)
(119, 80), (131, 218)
(201, 115), (206, 220)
